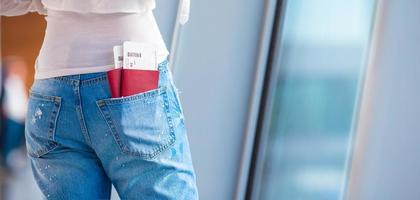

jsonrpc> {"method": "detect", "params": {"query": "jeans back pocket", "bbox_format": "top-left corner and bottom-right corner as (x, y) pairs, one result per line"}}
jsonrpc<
(25, 91), (61, 158)
(96, 86), (176, 159)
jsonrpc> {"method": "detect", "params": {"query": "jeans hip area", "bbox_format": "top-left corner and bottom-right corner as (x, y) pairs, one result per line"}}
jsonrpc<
(25, 60), (199, 199)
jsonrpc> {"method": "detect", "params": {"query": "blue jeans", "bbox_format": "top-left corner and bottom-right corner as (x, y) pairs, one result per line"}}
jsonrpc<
(25, 60), (198, 199)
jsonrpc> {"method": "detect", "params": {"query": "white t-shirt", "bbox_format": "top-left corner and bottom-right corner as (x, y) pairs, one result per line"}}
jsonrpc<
(35, 9), (169, 79)
(0, 0), (190, 79)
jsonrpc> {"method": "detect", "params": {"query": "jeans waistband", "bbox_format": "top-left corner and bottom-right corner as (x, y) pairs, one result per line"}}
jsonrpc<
(52, 72), (108, 84)
(51, 60), (169, 85)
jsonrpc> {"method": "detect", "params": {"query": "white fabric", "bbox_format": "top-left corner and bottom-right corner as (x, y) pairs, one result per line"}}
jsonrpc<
(35, 10), (169, 79)
(3, 75), (28, 122)
(0, 0), (190, 24)
(0, 0), (46, 16)
(0, 0), (191, 79)
(41, 0), (155, 14)
(179, 0), (190, 25)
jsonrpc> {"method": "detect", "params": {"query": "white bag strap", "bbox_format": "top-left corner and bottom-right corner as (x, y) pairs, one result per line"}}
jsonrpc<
(178, 0), (190, 25)
(169, 0), (190, 71)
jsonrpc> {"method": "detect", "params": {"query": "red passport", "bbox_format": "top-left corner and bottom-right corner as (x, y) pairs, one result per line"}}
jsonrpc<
(121, 69), (159, 97)
(107, 68), (159, 98)
(107, 68), (122, 98)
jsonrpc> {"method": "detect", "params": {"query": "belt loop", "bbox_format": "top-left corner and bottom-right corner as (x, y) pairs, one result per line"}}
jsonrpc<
(74, 75), (81, 86)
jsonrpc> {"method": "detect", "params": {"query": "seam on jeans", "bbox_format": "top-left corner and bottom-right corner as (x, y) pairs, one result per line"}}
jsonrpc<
(49, 97), (62, 141)
(29, 142), (59, 158)
(81, 74), (107, 85)
(96, 87), (176, 160)
(51, 76), (75, 84)
(166, 66), (185, 117)
(26, 91), (62, 158)
(96, 101), (127, 155)
(73, 81), (93, 146)
(100, 86), (165, 105)
(29, 90), (61, 102)
(51, 74), (107, 86)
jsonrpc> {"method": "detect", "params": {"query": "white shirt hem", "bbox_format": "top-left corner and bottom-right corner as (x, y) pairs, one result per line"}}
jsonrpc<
(34, 53), (169, 79)
(34, 64), (115, 79)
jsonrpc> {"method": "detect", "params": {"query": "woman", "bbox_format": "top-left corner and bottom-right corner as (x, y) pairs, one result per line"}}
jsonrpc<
(1, 0), (198, 199)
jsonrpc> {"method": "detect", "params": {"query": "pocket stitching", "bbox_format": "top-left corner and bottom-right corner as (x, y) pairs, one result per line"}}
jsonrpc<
(29, 90), (61, 102)
(100, 87), (165, 105)
(96, 87), (176, 160)
(26, 91), (62, 158)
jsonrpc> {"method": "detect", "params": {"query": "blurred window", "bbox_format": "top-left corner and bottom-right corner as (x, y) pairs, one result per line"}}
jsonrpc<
(251, 0), (377, 199)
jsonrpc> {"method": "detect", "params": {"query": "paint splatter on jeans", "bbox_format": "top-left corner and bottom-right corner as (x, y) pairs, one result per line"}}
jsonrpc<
(25, 60), (199, 199)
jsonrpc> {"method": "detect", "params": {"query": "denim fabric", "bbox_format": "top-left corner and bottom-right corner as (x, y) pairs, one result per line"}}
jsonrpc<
(25, 60), (199, 200)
